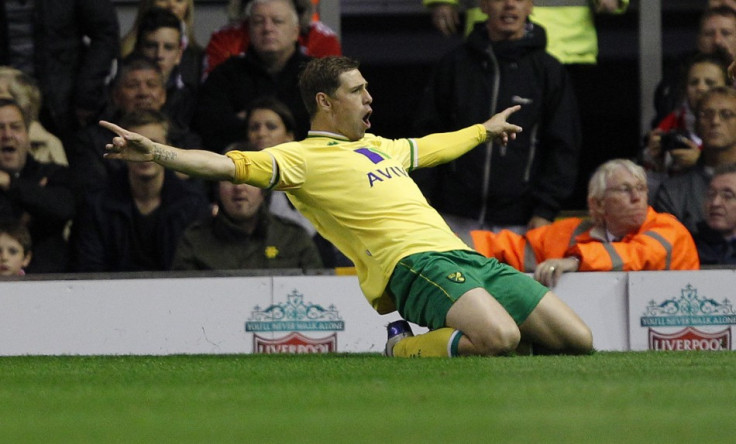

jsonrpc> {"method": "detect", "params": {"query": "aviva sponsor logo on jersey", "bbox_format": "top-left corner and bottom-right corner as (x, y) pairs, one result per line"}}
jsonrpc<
(354, 147), (410, 187)
(447, 272), (466, 283)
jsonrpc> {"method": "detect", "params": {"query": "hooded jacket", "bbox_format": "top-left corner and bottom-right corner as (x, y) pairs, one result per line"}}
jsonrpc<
(414, 22), (581, 225)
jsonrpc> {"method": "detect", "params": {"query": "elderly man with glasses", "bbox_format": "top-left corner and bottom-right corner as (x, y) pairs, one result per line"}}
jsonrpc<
(694, 163), (736, 265)
(472, 159), (699, 287)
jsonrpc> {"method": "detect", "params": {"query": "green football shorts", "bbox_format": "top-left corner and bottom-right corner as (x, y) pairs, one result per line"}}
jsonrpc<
(388, 250), (548, 330)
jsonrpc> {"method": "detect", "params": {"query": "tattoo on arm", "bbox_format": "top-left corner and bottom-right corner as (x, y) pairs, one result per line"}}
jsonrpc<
(152, 143), (177, 162)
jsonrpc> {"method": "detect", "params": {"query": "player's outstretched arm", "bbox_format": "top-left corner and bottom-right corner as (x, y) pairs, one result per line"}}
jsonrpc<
(100, 120), (236, 181)
(483, 105), (523, 146)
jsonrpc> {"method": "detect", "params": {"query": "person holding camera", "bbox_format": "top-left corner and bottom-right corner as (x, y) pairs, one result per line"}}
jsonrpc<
(655, 86), (736, 235)
(643, 52), (730, 199)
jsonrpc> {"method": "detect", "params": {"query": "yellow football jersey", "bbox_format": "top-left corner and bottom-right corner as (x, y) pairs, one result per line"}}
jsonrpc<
(227, 124), (488, 313)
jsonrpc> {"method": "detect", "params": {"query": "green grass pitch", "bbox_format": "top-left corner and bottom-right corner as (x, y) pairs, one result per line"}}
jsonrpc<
(2, 351), (736, 443)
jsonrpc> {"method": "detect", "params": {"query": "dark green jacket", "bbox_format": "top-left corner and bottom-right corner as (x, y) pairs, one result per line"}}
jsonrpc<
(172, 209), (323, 271)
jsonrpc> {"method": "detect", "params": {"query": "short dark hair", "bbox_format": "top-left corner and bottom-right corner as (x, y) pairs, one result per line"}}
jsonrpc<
(0, 97), (30, 130)
(135, 7), (183, 51)
(700, 6), (736, 32)
(245, 96), (297, 135)
(0, 217), (32, 254)
(112, 54), (164, 92)
(298, 56), (360, 118)
(713, 162), (736, 178)
(119, 109), (170, 139)
(697, 85), (736, 116)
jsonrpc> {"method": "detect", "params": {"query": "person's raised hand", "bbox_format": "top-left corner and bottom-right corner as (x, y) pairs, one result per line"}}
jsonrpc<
(100, 120), (155, 162)
(483, 105), (523, 146)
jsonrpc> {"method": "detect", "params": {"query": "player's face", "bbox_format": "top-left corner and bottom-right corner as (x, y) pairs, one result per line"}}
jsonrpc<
(113, 69), (167, 113)
(126, 123), (167, 181)
(140, 28), (183, 82)
(0, 105), (29, 174)
(0, 232), (30, 276)
(328, 69), (373, 141)
(153, 0), (188, 21)
(218, 181), (264, 222)
(698, 16), (736, 59)
(698, 95), (736, 151)
(686, 62), (726, 110)
(705, 172), (736, 236)
(594, 168), (648, 238)
(481, 0), (532, 41)
(247, 108), (294, 149)
(248, 0), (299, 57)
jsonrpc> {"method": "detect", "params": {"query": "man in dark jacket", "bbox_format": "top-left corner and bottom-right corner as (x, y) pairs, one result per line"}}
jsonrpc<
(193, 0), (311, 151)
(0, 0), (120, 142)
(0, 98), (75, 273)
(172, 179), (323, 271)
(695, 163), (736, 265)
(414, 0), (581, 243)
(70, 110), (209, 272)
(69, 56), (202, 196)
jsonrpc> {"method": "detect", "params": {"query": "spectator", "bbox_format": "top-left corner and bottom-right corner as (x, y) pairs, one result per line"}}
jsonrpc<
(70, 109), (209, 272)
(228, 96), (307, 228)
(655, 86), (736, 234)
(0, 0), (120, 141)
(472, 159), (700, 287)
(424, 0), (628, 63)
(0, 66), (68, 166)
(232, 96), (352, 267)
(134, 7), (198, 129)
(69, 55), (201, 195)
(193, 0), (311, 151)
(0, 217), (32, 277)
(172, 152), (323, 271)
(642, 52), (730, 197)
(414, 0), (581, 242)
(694, 163), (736, 265)
(101, 56), (592, 358)
(0, 98), (75, 273)
(204, 0), (340, 76)
(121, 0), (204, 92)
(424, 0), (628, 210)
(655, 6), (736, 125)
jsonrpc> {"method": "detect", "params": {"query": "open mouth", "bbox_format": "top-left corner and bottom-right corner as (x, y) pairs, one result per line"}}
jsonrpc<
(362, 111), (372, 128)
(1, 146), (16, 153)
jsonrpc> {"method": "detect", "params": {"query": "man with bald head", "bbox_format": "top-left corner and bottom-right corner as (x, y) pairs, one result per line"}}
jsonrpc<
(194, 0), (311, 151)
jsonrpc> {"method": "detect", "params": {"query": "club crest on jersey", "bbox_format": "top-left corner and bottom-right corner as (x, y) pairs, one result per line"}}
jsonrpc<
(447, 272), (465, 283)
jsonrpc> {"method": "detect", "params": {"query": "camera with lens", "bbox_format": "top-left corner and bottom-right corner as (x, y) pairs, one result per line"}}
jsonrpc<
(660, 130), (691, 152)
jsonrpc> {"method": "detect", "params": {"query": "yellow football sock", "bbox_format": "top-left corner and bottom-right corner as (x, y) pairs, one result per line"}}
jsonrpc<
(391, 328), (463, 358)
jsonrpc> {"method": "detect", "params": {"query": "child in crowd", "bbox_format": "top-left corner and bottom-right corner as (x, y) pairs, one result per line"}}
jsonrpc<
(0, 218), (32, 277)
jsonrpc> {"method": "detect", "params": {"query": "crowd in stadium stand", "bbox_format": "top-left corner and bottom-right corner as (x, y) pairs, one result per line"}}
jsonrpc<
(2, 0), (736, 279)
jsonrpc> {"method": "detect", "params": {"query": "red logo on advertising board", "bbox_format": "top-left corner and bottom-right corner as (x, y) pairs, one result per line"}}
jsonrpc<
(648, 327), (731, 351)
(253, 332), (337, 354)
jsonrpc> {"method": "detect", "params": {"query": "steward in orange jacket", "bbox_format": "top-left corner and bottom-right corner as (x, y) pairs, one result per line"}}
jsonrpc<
(471, 206), (700, 273)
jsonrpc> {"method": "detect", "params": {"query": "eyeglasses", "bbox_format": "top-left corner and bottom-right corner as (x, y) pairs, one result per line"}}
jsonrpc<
(699, 109), (736, 121)
(604, 183), (648, 196)
(706, 188), (736, 203)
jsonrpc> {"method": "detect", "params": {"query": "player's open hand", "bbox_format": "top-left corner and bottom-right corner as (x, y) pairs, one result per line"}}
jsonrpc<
(100, 120), (155, 162)
(483, 105), (523, 146)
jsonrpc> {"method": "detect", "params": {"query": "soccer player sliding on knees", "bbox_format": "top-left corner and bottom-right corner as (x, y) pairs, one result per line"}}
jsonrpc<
(102, 56), (592, 358)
